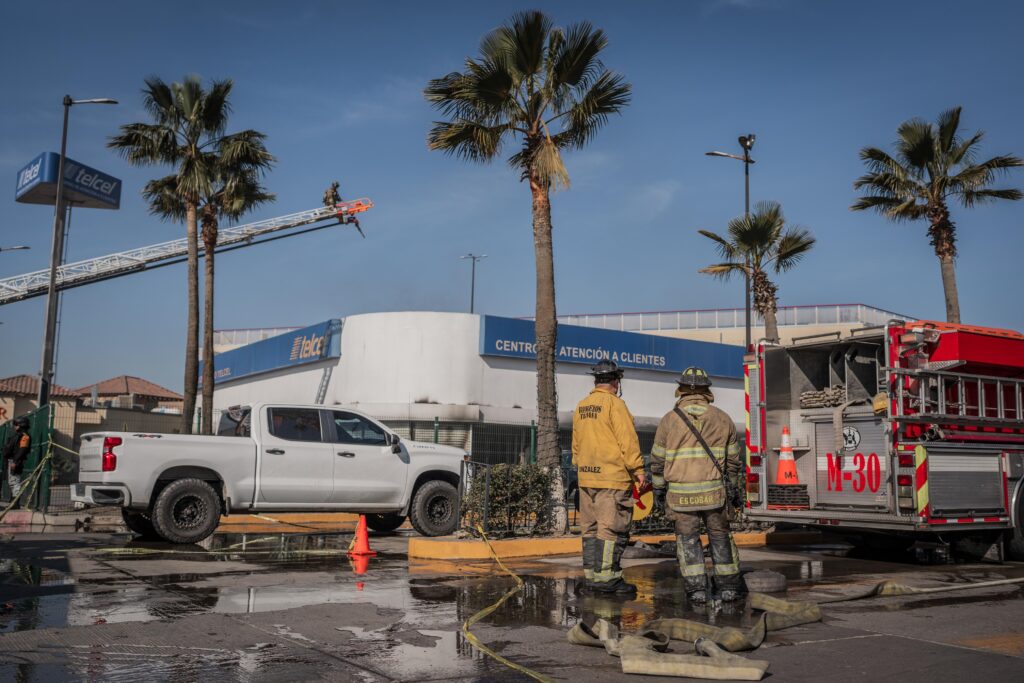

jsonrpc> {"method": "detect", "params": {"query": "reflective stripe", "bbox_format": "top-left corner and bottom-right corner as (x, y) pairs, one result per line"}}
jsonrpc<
(652, 475), (666, 488)
(592, 569), (623, 582)
(652, 444), (666, 457)
(660, 446), (727, 461)
(713, 538), (740, 576)
(682, 562), (707, 577)
(727, 441), (741, 456)
(584, 569), (594, 580)
(668, 480), (724, 494)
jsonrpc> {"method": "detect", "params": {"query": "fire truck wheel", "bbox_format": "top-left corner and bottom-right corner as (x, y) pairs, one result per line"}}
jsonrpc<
(1009, 494), (1024, 561)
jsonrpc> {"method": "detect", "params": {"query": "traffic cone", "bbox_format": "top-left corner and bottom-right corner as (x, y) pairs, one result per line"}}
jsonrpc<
(348, 514), (377, 557)
(349, 553), (371, 575)
(775, 426), (800, 485)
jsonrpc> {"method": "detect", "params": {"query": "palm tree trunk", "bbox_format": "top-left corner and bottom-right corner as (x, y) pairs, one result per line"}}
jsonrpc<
(200, 215), (217, 435)
(752, 270), (780, 342)
(927, 207), (961, 324)
(180, 203), (200, 434)
(529, 172), (566, 531)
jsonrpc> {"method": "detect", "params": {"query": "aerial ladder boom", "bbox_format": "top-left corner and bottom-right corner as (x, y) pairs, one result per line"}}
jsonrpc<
(0, 198), (372, 306)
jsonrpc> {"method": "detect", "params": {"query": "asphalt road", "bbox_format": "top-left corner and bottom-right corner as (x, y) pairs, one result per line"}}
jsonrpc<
(1, 529), (1023, 681)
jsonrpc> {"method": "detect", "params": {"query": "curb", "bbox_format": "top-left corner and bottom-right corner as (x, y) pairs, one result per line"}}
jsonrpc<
(407, 529), (820, 560)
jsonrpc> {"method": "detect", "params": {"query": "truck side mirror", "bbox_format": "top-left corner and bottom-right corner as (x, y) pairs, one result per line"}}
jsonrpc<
(388, 433), (401, 453)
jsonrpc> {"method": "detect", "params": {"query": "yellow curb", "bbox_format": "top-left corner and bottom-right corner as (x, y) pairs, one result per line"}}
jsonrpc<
(407, 531), (788, 561)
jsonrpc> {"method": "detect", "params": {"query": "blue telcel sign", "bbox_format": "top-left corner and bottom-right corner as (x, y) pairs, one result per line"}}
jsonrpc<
(15, 152), (121, 210)
(203, 319), (343, 386)
(479, 316), (744, 378)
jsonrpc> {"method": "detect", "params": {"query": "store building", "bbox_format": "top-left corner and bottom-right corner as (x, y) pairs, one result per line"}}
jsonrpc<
(207, 312), (746, 462)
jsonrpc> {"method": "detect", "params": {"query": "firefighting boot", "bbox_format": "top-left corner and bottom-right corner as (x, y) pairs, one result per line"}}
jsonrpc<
(710, 533), (742, 600)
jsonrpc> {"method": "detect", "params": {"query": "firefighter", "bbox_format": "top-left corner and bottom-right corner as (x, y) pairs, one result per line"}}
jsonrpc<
(3, 417), (32, 507)
(651, 367), (743, 603)
(572, 359), (646, 596)
(323, 181), (341, 207)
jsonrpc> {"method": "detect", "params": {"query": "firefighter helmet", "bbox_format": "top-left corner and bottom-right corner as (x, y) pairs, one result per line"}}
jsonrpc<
(588, 359), (624, 382)
(677, 366), (712, 388)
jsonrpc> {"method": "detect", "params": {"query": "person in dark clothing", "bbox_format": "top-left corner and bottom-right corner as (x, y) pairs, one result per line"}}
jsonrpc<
(4, 417), (32, 507)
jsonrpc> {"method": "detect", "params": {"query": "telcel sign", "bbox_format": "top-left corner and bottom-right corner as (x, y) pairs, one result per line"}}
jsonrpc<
(15, 152), (121, 210)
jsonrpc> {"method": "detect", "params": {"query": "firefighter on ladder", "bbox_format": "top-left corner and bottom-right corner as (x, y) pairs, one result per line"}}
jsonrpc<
(651, 367), (743, 603)
(572, 359), (646, 596)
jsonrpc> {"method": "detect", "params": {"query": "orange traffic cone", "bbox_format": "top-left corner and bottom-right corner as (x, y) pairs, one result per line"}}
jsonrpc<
(349, 553), (371, 575)
(775, 426), (800, 485)
(348, 514), (378, 557)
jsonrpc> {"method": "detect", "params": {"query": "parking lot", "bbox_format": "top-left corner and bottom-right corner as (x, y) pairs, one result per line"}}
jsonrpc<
(2, 526), (1024, 682)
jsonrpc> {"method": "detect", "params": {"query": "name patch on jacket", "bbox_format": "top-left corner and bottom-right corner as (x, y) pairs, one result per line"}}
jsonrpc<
(578, 406), (603, 419)
(579, 465), (602, 473)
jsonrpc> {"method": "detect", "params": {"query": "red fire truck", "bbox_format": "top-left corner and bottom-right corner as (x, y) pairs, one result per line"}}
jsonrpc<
(744, 319), (1024, 560)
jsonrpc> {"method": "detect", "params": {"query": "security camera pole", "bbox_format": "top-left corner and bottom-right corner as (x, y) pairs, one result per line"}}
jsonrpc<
(705, 133), (756, 350)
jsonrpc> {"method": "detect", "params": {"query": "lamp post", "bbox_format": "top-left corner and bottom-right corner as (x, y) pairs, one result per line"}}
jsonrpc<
(38, 95), (118, 406)
(460, 253), (487, 314)
(0, 246), (31, 253)
(706, 133), (756, 350)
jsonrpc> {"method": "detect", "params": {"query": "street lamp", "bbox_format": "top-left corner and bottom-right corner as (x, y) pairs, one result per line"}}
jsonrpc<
(706, 133), (756, 350)
(0, 246), (31, 252)
(38, 95), (118, 406)
(460, 253), (487, 314)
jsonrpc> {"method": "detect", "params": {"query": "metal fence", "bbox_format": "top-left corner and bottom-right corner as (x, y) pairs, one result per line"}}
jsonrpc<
(0, 405), (55, 513)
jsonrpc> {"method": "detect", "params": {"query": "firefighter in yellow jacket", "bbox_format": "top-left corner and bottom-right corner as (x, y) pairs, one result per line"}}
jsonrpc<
(572, 359), (646, 596)
(651, 367), (743, 603)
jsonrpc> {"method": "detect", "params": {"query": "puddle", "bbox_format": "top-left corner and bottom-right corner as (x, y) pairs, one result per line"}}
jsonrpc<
(0, 560), (76, 588)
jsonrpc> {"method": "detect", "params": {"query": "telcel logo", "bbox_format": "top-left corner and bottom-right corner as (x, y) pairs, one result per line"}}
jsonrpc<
(64, 163), (118, 197)
(290, 334), (326, 361)
(17, 158), (42, 190)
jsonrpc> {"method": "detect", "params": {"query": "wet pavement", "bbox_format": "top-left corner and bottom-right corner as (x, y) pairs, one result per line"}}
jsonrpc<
(1, 528), (1023, 681)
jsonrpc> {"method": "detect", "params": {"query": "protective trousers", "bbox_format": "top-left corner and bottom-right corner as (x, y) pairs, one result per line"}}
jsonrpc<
(670, 506), (740, 594)
(579, 487), (632, 585)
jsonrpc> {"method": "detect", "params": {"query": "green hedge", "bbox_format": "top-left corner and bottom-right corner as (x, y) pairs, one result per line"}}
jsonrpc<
(461, 463), (554, 537)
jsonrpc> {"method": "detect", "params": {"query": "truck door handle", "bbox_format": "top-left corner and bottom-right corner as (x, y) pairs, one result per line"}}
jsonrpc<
(265, 448), (285, 455)
(337, 451), (356, 458)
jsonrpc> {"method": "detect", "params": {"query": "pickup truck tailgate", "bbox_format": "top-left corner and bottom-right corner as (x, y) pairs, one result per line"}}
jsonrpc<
(78, 435), (106, 473)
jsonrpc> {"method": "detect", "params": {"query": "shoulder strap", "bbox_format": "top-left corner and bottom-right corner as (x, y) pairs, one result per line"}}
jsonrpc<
(673, 406), (727, 480)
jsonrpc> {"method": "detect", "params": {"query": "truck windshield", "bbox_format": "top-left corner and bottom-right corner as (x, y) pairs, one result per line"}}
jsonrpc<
(218, 407), (251, 437)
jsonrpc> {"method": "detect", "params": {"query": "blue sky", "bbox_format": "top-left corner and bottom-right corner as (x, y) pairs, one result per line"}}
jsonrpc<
(1, 0), (1022, 392)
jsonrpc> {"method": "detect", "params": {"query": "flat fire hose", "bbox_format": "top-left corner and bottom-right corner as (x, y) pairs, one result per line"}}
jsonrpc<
(567, 577), (1024, 679)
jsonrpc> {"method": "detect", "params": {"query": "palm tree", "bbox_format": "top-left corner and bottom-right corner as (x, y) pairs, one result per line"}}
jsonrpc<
(852, 107), (1022, 323)
(145, 160), (275, 433)
(425, 11), (630, 519)
(109, 76), (274, 433)
(699, 201), (815, 342)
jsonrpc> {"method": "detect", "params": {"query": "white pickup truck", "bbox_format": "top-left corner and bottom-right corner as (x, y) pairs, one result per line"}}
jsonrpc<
(71, 403), (465, 544)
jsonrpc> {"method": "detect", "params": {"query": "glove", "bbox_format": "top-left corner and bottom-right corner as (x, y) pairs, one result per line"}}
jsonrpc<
(654, 488), (667, 512)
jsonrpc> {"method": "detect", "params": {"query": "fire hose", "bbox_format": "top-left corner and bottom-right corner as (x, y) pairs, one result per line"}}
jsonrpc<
(567, 577), (1024, 680)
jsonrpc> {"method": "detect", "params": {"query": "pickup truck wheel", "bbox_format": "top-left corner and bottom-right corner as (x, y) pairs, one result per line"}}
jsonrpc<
(121, 509), (159, 540)
(409, 480), (458, 537)
(151, 478), (221, 545)
(366, 513), (406, 533)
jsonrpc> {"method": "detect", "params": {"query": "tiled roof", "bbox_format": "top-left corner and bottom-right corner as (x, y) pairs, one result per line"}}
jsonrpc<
(0, 374), (78, 398)
(72, 375), (182, 401)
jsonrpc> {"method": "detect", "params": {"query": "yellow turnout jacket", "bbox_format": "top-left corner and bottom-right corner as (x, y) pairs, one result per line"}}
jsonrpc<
(572, 387), (644, 490)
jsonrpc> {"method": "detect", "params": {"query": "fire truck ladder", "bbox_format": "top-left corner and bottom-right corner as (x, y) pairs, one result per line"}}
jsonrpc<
(0, 198), (373, 306)
(891, 367), (1024, 427)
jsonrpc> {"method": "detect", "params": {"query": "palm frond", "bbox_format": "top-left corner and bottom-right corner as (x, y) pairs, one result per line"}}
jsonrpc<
(895, 118), (934, 170)
(697, 229), (739, 261)
(551, 71), (630, 150)
(549, 20), (606, 90)
(201, 79), (233, 136)
(218, 130), (275, 171)
(141, 76), (177, 127)
(772, 227), (816, 273)
(427, 119), (510, 161)
(936, 106), (962, 154)
(533, 137), (570, 190)
(960, 187), (1024, 207)
(698, 262), (747, 281)
(142, 175), (187, 221)
(107, 123), (179, 165)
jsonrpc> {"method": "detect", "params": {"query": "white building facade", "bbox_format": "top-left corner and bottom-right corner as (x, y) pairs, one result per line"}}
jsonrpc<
(209, 312), (746, 430)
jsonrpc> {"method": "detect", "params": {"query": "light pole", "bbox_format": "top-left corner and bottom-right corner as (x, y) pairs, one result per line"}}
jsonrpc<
(0, 246), (31, 253)
(460, 253), (487, 314)
(38, 95), (118, 406)
(706, 133), (756, 350)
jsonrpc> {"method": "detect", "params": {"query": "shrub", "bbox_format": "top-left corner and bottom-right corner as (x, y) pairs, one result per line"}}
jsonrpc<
(461, 463), (554, 537)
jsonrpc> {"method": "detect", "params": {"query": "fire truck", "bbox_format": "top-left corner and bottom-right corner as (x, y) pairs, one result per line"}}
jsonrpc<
(744, 319), (1024, 560)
